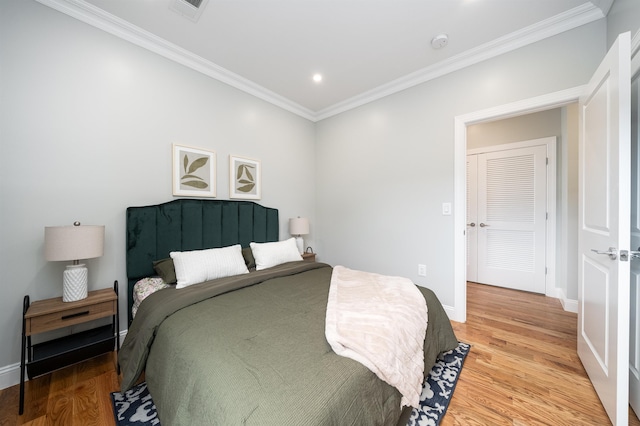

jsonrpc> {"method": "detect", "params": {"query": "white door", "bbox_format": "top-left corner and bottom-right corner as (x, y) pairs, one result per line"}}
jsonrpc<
(467, 154), (478, 282)
(578, 32), (631, 426)
(471, 145), (547, 293)
(628, 37), (640, 418)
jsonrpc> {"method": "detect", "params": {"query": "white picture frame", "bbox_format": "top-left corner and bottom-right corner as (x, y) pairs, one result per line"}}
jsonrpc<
(172, 144), (216, 197)
(229, 155), (261, 199)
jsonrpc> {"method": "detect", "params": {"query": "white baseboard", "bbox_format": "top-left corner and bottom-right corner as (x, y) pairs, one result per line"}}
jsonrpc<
(0, 362), (21, 391)
(443, 304), (456, 321)
(556, 288), (578, 313)
(0, 329), (128, 391)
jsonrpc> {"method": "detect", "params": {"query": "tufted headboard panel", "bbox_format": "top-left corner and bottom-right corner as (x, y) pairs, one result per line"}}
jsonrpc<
(126, 199), (279, 323)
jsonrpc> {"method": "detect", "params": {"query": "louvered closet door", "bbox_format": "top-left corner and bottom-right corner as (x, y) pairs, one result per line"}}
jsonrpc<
(476, 145), (547, 293)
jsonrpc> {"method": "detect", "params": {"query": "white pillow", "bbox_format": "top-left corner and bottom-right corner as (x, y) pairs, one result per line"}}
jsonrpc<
(170, 244), (249, 289)
(250, 238), (303, 270)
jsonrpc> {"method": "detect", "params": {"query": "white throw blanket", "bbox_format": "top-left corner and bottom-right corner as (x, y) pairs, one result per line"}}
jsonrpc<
(325, 265), (429, 408)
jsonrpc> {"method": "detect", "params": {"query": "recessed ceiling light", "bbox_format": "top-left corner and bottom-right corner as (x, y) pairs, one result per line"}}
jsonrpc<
(431, 34), (449, 49)
(313, 74), (323, 83)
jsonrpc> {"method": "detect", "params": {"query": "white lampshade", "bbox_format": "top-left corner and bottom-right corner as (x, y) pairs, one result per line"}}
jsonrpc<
(44, 223), (105, 302)
(289, 217), (309, 254)
(289, 217), (309, 236)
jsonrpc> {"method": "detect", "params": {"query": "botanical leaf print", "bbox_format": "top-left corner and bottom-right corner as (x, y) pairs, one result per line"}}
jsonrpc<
(182, 174), (203, 181)
(182, 180), (208, 189)
(180, 153), (209, 190)
(244, 167), (254, 181)
(237, 183), (255, 192)
(187, 157), (209, 174)
(235, 164), (256, 193)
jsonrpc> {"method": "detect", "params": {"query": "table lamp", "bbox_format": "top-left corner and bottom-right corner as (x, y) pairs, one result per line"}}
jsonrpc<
(44, 222), (105, 302)
(289, 217), (309, 254)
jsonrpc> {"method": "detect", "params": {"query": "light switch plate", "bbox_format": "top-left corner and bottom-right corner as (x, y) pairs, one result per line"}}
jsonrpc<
(418, 264), (427, 277)
(442, 202), (452, 215)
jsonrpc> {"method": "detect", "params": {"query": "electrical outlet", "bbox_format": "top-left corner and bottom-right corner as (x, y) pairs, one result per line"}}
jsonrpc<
(418, 264), (427, 277)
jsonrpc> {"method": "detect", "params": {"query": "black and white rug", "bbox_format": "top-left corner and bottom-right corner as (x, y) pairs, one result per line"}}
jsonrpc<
(111, 342), (470, 426)
(407, 342), (470, 425)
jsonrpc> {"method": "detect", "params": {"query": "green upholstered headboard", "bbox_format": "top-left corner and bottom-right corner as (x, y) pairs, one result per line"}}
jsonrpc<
(126, 199), (279, 323)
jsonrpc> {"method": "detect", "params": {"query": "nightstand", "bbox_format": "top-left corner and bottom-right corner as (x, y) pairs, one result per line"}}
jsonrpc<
(19, 281), (119, 415)
(302, 252), (316, 262)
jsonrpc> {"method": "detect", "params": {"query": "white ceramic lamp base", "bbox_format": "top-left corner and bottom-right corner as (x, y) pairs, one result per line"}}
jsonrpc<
(63, 264), (88, 302)
(294, 236), (304, 255)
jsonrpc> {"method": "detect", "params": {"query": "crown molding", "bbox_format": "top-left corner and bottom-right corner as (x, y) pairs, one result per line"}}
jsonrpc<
(315, 3), (604, 120)
(34, 0), (317, 121)
(589, 0), (614, 16)
(36, 0), (604, 123)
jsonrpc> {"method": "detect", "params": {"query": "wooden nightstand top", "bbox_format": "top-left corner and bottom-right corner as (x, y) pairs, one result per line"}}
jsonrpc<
(25, 288), (117, 335)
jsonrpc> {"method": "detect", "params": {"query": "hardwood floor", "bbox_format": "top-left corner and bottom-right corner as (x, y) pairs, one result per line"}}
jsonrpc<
(0, 353), (120, 426)
(444, 282), (640, 426)
(0, 282), (638, 425)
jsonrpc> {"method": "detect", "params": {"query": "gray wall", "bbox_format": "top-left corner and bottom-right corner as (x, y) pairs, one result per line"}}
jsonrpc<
(607, 0), (640, 47)
(0, 0), (316, 371)
(315, 21), (606, 307)
(467, 109), (562, 150)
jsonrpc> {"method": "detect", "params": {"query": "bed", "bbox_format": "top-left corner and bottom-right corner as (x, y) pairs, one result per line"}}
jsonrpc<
(118, 199), (458, 425)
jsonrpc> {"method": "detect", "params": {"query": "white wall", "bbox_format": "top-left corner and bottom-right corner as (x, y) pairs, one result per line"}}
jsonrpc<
(315, 21), (606, 308)
(0, 0), (316, 374)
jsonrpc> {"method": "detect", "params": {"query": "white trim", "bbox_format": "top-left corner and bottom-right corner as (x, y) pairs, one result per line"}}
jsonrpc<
(35, 0), (604, 122)
(591, 0), (614, 16)
(34, 0), (317, 122)
(556, 287), (579, 313)
(0, 362), (21, 391)
(316, 4), (603, 121)
(453, 85), (586, 323)
(467, 137), (558, 298)
(442, 304), (456, 321)
(0, 329), (127, 391)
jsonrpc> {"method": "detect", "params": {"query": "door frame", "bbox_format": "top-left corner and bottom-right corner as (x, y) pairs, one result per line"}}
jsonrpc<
(452, 87), (584, 323)
(452, 31), (640, 324)
(467, 137), (557, 295)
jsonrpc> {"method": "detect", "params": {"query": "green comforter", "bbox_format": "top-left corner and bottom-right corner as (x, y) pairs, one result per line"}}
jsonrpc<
(119, 262), (458, 425)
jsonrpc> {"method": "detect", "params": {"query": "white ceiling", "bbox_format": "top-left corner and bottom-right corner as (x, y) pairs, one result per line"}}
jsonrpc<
(37, 0), (612, 120)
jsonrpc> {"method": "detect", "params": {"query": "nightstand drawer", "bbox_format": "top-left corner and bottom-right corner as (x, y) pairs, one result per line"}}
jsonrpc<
(27, 300), (115, 335)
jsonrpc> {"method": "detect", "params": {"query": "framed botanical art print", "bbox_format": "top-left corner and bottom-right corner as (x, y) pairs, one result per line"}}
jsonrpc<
(229, 155), (261, 199)
(172, 144), (216, 197)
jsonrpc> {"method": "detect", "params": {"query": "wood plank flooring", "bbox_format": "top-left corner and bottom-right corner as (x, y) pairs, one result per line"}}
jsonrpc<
(0, 281), (638, 425)
(444, 282), (640, 426)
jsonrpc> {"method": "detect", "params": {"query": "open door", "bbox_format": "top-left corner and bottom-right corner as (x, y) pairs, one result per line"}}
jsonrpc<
(578, 32), (631, 426)
(628, 34), (640, 419)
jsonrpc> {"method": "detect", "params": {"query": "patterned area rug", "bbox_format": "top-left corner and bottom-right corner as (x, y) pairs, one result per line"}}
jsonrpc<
(111, 342), (470, 426)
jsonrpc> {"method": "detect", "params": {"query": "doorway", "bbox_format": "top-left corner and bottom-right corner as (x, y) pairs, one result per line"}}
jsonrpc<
(452, 87), (583, 323)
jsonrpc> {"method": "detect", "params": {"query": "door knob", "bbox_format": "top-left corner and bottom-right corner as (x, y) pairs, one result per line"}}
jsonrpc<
(591, 247), (617, 260)
(479, 223), (490, 227)
(467, 222), (476, 227)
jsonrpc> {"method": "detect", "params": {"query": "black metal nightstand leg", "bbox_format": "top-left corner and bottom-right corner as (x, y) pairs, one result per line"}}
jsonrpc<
(19, 295), (29, 415)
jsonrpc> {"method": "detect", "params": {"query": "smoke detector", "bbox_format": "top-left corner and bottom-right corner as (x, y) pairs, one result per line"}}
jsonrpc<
(431, 34), (449, 49)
